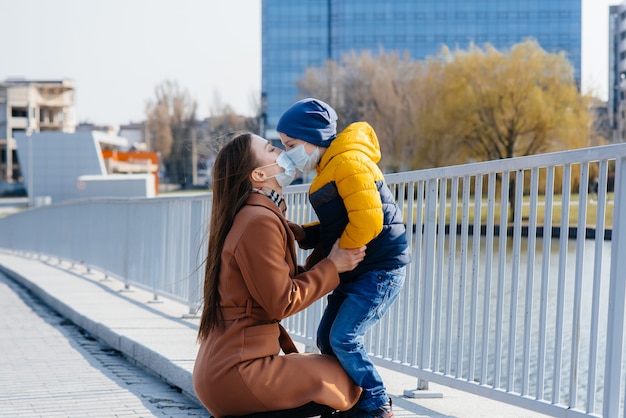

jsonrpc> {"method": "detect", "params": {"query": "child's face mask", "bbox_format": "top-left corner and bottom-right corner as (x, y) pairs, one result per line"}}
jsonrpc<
(285, 144), (320, 172)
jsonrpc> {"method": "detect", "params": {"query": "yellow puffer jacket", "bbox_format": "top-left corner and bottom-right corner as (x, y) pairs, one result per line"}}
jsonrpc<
(302, 122), (410, 280)
(310, 122), (384, 248)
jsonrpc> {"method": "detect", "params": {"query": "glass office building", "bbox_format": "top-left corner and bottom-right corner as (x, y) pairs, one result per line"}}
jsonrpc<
(261, 0), (582, 140)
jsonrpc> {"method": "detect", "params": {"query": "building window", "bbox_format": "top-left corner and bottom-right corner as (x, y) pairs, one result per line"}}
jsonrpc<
(11, 107), (27, 118)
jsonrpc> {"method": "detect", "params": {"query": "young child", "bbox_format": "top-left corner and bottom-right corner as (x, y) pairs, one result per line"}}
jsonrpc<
(277, 98), (411, 418)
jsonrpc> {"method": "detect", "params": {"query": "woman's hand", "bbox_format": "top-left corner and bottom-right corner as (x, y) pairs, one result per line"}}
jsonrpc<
(288, 222), (306, 241)
(327, 239), (366, 273)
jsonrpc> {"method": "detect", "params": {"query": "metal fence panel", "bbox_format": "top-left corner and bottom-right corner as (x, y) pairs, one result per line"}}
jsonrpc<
(1, 144), (625, 417)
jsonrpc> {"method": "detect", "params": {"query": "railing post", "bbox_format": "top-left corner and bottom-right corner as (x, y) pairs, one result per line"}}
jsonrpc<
(604, 155), (626, 418)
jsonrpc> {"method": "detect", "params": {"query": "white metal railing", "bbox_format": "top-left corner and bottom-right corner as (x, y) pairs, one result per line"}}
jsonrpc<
(285, 144), (624, 418)
(0, 194), (212, 308)
(0, 143), (624, 417)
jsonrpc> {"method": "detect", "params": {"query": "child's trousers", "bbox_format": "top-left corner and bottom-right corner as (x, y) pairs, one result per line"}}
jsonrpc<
(317, 266), (406, 412)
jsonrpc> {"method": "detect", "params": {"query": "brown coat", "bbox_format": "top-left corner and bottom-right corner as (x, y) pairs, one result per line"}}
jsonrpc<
(193, 193), (361, 417)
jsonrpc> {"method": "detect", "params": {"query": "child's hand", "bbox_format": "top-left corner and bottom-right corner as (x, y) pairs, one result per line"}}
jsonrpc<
(327, 239), (366, 273)
(288, 222), (306, 241)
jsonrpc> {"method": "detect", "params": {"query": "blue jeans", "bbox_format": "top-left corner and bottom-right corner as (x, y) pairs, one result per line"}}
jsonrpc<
(317, 266), (406, 412)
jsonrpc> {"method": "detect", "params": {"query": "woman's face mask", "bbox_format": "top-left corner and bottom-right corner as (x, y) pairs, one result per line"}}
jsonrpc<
(256, 152), (296, 188)
(284, 144), (320, 172)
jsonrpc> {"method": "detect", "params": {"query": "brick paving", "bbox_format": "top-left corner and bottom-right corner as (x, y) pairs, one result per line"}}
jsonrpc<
(0, 272), (210, 418)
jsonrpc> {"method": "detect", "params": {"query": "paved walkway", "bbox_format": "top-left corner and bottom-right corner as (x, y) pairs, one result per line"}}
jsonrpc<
(0, 251), (551, 418)
(0, 270), (209, 417)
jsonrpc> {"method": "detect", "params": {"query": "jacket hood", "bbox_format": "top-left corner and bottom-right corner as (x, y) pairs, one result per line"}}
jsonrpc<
(319, 122), (381, 170)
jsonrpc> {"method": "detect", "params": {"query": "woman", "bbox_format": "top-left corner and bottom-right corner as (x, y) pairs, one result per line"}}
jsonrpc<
(193, 132), (364, 418)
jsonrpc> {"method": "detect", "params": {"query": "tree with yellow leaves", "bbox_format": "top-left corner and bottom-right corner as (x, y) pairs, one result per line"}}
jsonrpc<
(432, 40), (592, 220)
(433, 39), (590, 162)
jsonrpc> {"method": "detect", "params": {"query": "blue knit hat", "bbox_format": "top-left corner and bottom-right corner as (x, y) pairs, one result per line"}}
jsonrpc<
(276, 98), (338, 148)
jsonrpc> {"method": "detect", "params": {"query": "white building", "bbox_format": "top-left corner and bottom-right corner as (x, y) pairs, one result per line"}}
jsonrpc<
(14, 131), (155, 204)
(0, 78), (76, 183)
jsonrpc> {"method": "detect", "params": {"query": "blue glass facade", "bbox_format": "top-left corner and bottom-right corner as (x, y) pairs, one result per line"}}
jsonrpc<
(262, 0), (582, 139)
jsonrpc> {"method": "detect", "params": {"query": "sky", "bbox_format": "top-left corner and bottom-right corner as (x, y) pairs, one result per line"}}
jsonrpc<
(0, 0), (619, 127)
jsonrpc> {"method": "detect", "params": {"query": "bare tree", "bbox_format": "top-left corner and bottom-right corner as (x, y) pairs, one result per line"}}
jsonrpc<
(145, 80), (197, 186)
(190, 94), (264, 189)
(298, 50), (423, 171)
(203, 94), (260, 147)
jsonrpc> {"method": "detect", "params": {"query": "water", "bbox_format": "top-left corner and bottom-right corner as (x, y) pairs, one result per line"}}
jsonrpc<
(375, 235), (614, 415)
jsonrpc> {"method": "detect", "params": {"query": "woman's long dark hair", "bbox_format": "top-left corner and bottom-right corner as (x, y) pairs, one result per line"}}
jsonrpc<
(197, 132), (258, 341)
